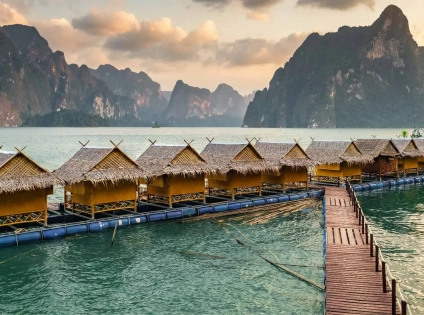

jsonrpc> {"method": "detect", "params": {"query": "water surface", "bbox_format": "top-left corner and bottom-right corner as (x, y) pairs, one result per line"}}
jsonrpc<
(359, 184), (424, 313)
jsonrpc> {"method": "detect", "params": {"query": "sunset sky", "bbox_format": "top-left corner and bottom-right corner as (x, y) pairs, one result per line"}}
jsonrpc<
(1, 0), (423, 94)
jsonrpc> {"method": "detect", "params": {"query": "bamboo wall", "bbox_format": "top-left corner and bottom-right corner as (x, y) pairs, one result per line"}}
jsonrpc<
(66, 180), (136, 206)
(0, 187), (52, 216)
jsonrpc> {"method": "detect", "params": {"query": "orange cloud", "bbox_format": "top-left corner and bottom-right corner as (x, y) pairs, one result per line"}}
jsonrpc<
(33, 18), (97, 53)
(247, 11), (270, 22)
(0, 2), (27, 25)
(105, 18), (219, 61)
(72, 9), (139, 36)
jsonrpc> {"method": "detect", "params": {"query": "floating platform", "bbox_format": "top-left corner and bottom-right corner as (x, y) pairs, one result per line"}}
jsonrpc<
(352, 175), (424, 192)
(0, 190), (324, 248)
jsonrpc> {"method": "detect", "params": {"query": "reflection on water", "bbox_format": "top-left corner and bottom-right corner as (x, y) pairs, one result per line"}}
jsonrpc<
(359, 184), (424, 313)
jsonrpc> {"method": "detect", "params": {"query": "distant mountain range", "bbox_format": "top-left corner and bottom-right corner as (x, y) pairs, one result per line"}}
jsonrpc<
(0, 24), (250, 127)
(243, 5), (424, 128)
(2, 5), (420, 128)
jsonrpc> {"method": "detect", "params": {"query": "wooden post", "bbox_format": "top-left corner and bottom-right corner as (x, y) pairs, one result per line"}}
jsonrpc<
(375, 245), (379, 272)
(361, 214), (365, 234)
(365, 223), (369, 244)
(91, 205), (95, 219)
(44, 207), (48, 226)
(382, 261), (387, 293)
(337, 177), (340, 187)
(401, 300), (407, 315)
(370, 234), (374, 257)
(359, 210), (362, 226)
(392, 279), (397, 315)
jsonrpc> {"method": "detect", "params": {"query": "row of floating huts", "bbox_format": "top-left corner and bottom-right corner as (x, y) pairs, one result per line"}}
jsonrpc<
(1, 138), (424, 228)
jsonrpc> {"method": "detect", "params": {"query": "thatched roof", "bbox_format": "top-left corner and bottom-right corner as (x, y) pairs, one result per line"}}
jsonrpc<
(306, 140), (373, 165)
(136, 143), (214, 177)
(0, 149), (56, 194)
(254, 141), (314, 168)
(54, 144), (148, 185)
(355, 139), (401, 158)
(413, 139), (424, 153)
(201, 141), (277, 174)
(391, 139), (423, 158)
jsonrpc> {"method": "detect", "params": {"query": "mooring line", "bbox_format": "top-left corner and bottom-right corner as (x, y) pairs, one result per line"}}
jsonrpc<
(212, 219), (325, 292)
(0, 247), (40, 265)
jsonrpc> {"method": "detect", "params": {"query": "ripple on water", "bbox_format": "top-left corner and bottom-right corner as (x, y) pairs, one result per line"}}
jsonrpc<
(0, 209), (324, 315)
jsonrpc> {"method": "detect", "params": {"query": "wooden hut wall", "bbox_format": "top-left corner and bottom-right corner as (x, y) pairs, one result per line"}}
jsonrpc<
(208, 170), (262, 199)
(262, 167), (308, 191)
(315, 163), (361, 182)
(66, 180), (137, 216)
(362, 156), (398, 178)
(148, 174), (205, 207)
(0, 187), (53, 226)
(342, 163), (362, 179)
(398, 156), (419, 175)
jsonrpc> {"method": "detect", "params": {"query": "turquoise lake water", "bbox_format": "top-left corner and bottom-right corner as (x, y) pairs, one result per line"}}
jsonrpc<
(359, 184), (424, 314)
(0, 127), (421, 314)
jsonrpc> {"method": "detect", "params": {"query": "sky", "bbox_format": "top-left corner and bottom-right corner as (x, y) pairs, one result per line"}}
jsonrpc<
(0, 0), (423, 94)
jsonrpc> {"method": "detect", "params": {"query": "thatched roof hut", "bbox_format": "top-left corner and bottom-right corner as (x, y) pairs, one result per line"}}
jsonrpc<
(136, 142), (214, 177)
(254, 141), (313, 169)
(391, 139), (423, 158)
(54, 142), (148, 185)
(355, 139), (400, 158)
(413, 139), (424, 152)
(306, 141), (373, 165)
(0, 148), (56, 194)
(201, 141), (276, 174)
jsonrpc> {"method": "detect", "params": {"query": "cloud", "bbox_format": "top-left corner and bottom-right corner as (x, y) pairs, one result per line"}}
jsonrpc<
(192, 0), (283, 10)
(105, 18), (219, 62)
(192, 0), (231, 8)
(3, 0), (70, 13)
(296, 0), (375, 10)
(247, 10), (270, 22)
(33, 18), (97, 53)
(210, 33), (309, 66)
(0, 2), (28, 25)
(72, 9), (140, 36)
(241, 0), (282, 9)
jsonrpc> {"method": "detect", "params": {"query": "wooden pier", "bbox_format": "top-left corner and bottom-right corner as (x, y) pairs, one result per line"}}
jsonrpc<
(325, 185), (405, 315)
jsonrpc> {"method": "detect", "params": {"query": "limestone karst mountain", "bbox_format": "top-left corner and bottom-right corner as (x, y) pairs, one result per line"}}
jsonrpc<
(243, 5), (424, 128)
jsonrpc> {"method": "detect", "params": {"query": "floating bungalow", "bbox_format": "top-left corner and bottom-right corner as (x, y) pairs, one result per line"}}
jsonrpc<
(201, 140), (275, 199)
(412, 139), (424, 172)
(54, 141), (148, 218)
(391, 139), (422, 176)
(355, 139), (401, 180)
(136, 141), (213, 207)
(306, 141), (372, 184)
(0, 147), (55, 227)
(254, 141), (313, 192)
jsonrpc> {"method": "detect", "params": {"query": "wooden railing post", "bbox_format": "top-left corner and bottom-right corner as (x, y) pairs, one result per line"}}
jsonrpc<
(375, 245), (379, 272)
(401, 300), (407, 315)
(382, 261), (387, 293)
(370, 234), (374, 257)
(361, 214), (365, 234)
(365, 223), (369, 244)
(392, 279), (397, 315)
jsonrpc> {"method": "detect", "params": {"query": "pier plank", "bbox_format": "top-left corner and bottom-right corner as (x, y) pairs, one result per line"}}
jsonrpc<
(325, 186), (400, 315)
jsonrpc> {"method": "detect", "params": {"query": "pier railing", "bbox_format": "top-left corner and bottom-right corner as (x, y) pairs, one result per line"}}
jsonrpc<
(345, 180), (412, 315)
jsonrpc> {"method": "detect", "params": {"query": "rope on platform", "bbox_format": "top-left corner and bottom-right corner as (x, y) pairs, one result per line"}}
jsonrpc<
(212, 219), (325, 292)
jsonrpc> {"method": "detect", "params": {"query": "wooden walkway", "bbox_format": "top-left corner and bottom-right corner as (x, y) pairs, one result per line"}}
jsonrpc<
(325, 186), (400, 315)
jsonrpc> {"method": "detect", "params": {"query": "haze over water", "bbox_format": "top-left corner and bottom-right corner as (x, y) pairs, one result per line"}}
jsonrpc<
(0, 127), (421, 313)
